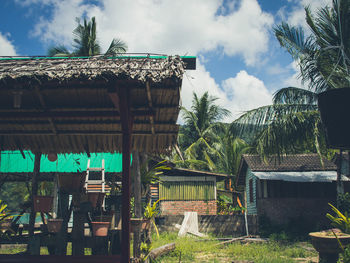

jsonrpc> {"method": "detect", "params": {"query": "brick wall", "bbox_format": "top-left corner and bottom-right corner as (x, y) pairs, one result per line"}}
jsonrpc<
(257, 198), (334, 227)
(160, 200), (217, 215)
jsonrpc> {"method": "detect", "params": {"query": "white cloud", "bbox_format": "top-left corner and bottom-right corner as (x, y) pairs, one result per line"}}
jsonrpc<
(180, 62), (272, 123)
(180, 61), (225, 123)
(23, 0), (275, 123)
(28, 0), (274, 66)
(266, 63), (290, 76)
(0, 32), (17, 56)
(31, 0), (94, 48)
(221, 70), (272, 120)
(282, 61), (303, 88)
(284, 0), (332, 30)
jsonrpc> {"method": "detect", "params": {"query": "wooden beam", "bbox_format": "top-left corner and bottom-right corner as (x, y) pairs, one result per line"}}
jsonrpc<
(35, 86), (58, 134)
(0, 109), (154, 119)
(181, 57), (196, 70)
(108, 91), (120, 110)
(0, 104), (177, 114)
(0, 131), (178, 136)
(0, 119), (176, 125)
(145, 81), (155, 135)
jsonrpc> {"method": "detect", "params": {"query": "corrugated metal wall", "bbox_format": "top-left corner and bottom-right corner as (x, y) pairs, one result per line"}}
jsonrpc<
(159, 181), (215, 201)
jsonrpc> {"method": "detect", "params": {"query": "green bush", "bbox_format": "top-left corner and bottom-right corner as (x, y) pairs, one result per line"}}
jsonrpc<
(338, 193), (350, 214)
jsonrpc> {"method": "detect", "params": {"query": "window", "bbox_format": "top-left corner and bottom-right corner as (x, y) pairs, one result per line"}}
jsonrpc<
(249, 179), (254, 203)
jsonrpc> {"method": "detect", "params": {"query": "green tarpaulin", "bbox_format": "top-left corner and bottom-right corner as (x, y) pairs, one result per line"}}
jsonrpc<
(0, 151), (125, 173)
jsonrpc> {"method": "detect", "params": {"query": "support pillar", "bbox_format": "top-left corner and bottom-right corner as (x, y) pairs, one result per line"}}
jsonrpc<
(28, 152), (41, 254)
(119, 87), (133, 263)
(133, 152), (142, 258)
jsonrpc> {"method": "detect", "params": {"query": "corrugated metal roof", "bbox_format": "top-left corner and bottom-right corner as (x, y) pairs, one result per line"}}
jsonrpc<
(254, 171), (349, 182)
(236, 154), (338, 186)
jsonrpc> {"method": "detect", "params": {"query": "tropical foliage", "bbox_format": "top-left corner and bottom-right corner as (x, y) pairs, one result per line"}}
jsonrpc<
(274, 0), (350, 92)
(144, 198), (163, 238)
(232, 87), (326, 158)
(0, 200), (15, 238)
(232, 0), (350, 158)
(326, 203), (350, 234)
(176, 91), (230, 171)
(140, 160), (170, 199)
(48, 17), (127, 57)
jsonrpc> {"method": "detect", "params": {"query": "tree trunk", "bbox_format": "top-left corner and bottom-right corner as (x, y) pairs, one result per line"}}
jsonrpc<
(147, 243), (175, 262)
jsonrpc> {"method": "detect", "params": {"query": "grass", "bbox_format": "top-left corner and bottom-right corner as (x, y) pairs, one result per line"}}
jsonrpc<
(0, 243), (91, 255)
(148, 232), (317, 263)
(0, 232), (318, 262)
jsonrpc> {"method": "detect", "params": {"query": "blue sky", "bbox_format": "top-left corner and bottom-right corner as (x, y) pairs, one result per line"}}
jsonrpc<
(0, 0), (331, 122)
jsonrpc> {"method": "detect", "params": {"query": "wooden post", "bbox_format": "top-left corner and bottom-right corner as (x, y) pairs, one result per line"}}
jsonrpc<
(55, 192), (71, 255)
(337, 150), (344, 206)
(119, 87), (134, 263)
(133, 151), (142, 258)
(72, 193), (85, 255)
(28, 152), (41, 254)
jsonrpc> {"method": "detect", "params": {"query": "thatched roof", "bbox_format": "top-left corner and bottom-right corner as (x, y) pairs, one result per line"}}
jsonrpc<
(0, 55), (194, 154)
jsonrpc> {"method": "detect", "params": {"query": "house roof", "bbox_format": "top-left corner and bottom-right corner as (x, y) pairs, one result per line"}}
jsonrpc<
(236, 154), (337, 186)
(0, 55), (194, 154)
(254, 171), (349, 182)
(163, 167), (230, 180)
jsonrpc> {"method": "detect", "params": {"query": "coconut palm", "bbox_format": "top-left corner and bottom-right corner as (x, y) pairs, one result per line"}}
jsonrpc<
(274, 0), (350, 92)
(215, 126), (250, 181)
(232, 0), (350, 158)
(232, 87), (326, 158)
(48, 17), (127, 57)
(177, 92), (230, 171)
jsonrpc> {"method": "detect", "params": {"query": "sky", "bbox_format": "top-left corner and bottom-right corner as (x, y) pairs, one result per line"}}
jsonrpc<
(0, 0), (332, 123)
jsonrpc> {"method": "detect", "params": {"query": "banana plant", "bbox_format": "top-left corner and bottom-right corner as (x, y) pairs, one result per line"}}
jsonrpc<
(0, 200), (15, 238)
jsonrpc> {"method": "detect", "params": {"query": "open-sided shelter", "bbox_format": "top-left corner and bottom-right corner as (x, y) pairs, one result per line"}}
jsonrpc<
(0, 55), (194, 262)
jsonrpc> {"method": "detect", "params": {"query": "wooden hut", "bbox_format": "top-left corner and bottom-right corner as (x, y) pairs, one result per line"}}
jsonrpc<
(0, 55), (195, 262)
(158, 168), (230, 215)
(236, 154), (350, 226)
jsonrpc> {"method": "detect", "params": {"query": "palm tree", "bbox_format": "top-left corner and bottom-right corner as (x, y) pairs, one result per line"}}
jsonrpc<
(232, 0), (350, 158)
(48, 17), (127, 57)
(232, 87), (326, 159)
(274, 0), (350, 92)
(177, 92), (230, 171)
(215, 126), (250, 186)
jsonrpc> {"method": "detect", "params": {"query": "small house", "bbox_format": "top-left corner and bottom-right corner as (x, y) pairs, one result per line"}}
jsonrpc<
(236, 154), (350, 226)
(156, 168), (229, 215)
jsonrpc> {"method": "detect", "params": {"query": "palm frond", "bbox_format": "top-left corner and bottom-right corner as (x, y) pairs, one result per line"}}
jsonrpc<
(47, 45), (71, 57)
(273, 87), (317, 105)
(104, 38), (127, 56)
